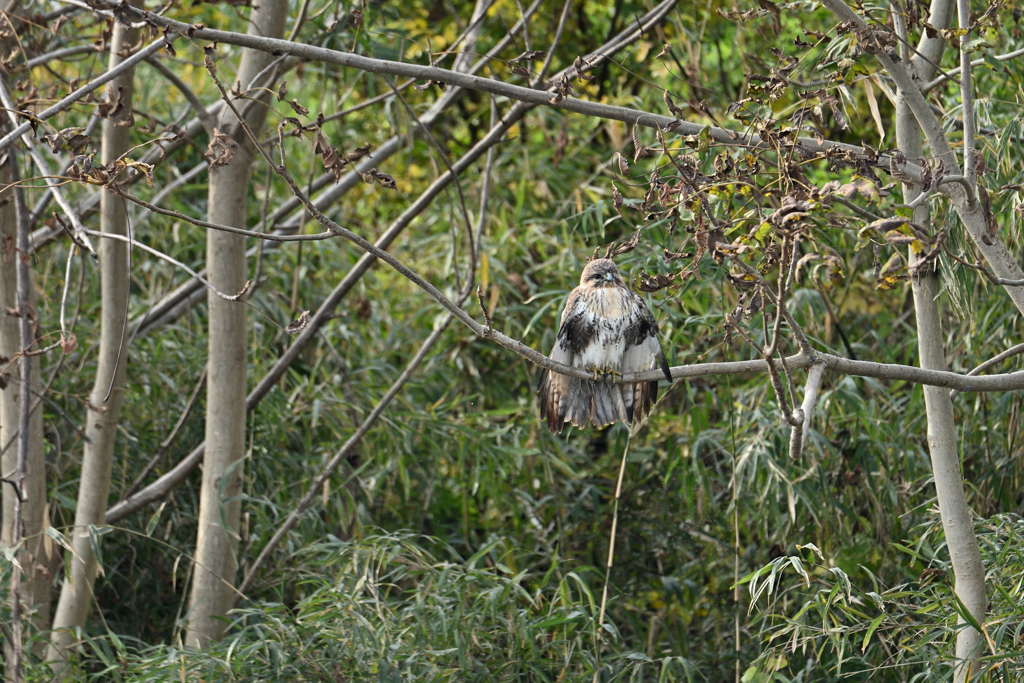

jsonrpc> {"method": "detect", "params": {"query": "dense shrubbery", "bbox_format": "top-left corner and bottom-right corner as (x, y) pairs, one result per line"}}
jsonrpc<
(2, 0), (1023, 679)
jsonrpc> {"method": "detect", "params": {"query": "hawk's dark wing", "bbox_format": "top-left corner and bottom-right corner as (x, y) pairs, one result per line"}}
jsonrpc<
(620, 291), (672, 426)
(538, 288), (587, 433)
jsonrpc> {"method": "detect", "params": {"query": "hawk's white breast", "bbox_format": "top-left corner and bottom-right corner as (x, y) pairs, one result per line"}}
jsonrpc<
(574, 286), (634, 372)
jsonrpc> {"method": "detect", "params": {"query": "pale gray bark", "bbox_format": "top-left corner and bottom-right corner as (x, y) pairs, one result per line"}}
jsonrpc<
(104, 0), (676, 525)
(130, 0), (541, 339)
(822, 0), (1024, 316)
(185, 0), (288, 649)
(1, 150), (51, 677)
(46, 15), (139, 671)
(894, 0), (986, 676)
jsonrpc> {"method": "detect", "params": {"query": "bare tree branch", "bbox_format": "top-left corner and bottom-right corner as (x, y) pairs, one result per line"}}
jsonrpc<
(819, 0), (1024, 318)
(115, 187), (336, 242)
(922, 45), (1024, 92)
(0, 37), (166, 153)
(949, 342), (1024, 401)
(790, 362), (825, 459)
(84, 229), (251, 301)
(104, 1), (930, 186)
(0, 77), (96, 256)
(20, 44), (96, 70)
(957, 0), (976, 189)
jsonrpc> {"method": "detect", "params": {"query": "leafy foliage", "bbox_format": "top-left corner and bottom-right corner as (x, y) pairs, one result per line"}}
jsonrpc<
(2, 0), (1024, 680)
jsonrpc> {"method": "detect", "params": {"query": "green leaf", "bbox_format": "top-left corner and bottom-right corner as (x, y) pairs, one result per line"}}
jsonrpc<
(862, 613), (885, 652)
(983, 53), (1005, 72)
(949, 591), (984, 633)
(466, 537), (502, 569)
(145, 501), (167, 537)
(536, 610), (585, 629)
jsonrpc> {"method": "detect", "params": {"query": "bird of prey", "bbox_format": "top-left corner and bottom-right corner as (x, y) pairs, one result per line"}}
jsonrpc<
(538, 258), (672, 433)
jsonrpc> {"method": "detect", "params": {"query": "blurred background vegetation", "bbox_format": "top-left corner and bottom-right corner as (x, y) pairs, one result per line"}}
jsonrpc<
(3, 0), (1024, 679)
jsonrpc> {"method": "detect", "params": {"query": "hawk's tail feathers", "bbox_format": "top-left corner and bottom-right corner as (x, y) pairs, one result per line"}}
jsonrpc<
(538, 368), (568, 434)
(540, 373), (659, 434)
(591, 381), (628, 428)
(627, 380), (658, 427)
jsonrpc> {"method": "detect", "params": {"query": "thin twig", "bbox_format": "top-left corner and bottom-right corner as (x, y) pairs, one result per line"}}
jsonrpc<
(727, 253), (814, 356)
(103, 195), (132, 403)
(950, 343), (1024, 401)
(83, 229), (251, 301)
(114, 186), (336, 241)
(921, 45), (1024, 93)
(10, 141), (31, 683)
(944, 247), (1024, 288)
(534, 0), (572, 87)
(831, 195), (883, 221)
(0, 37), (166, 153)
(133, 161), (209, 228)
(598, 431), (632, 630)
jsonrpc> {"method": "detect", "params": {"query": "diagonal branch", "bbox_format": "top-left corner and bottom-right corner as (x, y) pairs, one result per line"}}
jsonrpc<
(922, 46), (1024, 92)
(949, 342), (1024, 401)
(789, 362), (825, 459)
(819, 0), (1024, 317)
(104, 0), (673, 522)
(956, 0), (976, 188)
(0, 77), (96, 255)
(104, 1), (931, 185)
(0, 37), (166, 153)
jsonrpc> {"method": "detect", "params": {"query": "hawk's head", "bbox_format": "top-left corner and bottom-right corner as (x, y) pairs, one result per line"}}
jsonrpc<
(580, 258), (626, 288)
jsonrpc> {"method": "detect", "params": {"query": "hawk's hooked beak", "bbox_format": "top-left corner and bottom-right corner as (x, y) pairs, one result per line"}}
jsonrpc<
(604, 272), (614, 282)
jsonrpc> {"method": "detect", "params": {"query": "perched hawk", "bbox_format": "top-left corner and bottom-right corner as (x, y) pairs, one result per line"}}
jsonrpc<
(538, 259), (672, 433)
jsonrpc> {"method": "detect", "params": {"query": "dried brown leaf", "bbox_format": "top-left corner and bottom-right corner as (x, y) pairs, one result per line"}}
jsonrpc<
(362, 168), (396, 189)
(205, 128), (238, 168)
(285, 310), (311, 335)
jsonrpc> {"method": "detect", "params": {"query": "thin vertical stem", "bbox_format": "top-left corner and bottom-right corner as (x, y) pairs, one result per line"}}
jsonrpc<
(10, 146), (31, 683)
(957, 0), (976, 187)
(597, 431), (633, 628)
(733, 486), (740, 683)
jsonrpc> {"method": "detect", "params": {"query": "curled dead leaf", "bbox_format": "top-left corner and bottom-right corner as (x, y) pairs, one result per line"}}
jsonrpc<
(285, 310), (311, 335)
(59, 333), (78, 354)
(205, 128), (238, 168)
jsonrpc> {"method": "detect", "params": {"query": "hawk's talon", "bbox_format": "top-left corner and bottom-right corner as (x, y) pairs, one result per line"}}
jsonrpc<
(585, 365), (602, 381)
(604, 369), (622, 383)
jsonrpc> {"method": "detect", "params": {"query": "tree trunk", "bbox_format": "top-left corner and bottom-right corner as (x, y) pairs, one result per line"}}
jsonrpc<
(894, 0), (986, 676)
(185, 0), (287, 649)
(46, 15), (139, 671)
(1, 149), (51, 677)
